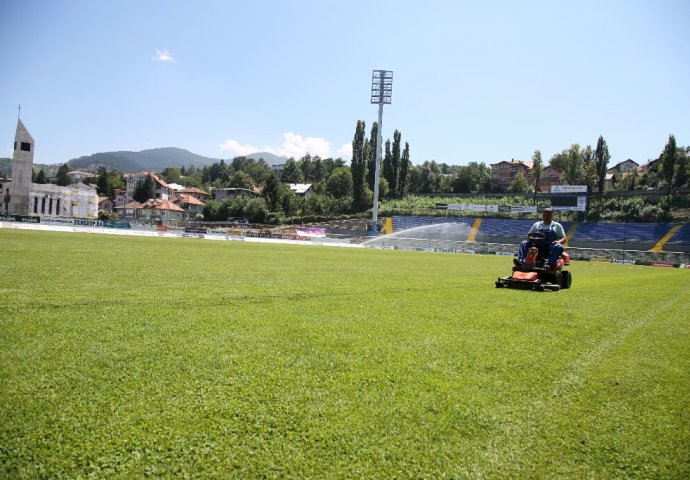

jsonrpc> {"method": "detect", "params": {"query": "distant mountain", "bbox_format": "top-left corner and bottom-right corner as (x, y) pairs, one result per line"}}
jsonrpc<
(0, 158), (10, 177)
(1, 158), (76, 179)
(66, 148), (288, 173)
(246, 152), (288, 166)
(67, 148), (222, 173)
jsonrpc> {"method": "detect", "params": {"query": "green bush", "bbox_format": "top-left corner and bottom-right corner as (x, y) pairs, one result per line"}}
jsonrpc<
(244, 198), (269, 224)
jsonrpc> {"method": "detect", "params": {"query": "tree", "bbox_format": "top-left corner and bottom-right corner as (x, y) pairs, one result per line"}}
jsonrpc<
(262, 173), (281, 211)
(550, 145), (584, 185)
(350, 120), (368, 212)
(245, 198), (269, 223)
(398, 142), (410, 198)
(133, 175), (154, 203)
(280, 158), (304, 184)
(311, 156), (325, 182)
(661, 134), (677, 197)
(366, 122), (379, 191)
(531, 150), (543, 204)
(56, 164), (71, 186)
(382, 139), (393, 196)
(319, 158), (346, 180)
(582, 145), (597, 194)
(35, 169), (47, 184)
(160, 167), (182, 184)
(507, 172), (531, 193)
(229, 171), (254, 189)
(408, 161), (443, 193)
(102, 169), (124, 200)
(96, 167), (108, 196)
(326, 167), (353, 199)
(391, 130), (401, 198)
(449, 162), (491, 194)
(674, 146), (689, 189)
(279, 187), (301, 217)
(595, 135), (610, 194)
(202, 199), (221, 220)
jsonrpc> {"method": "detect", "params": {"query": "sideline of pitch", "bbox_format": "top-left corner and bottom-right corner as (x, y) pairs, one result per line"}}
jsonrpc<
(0, 221), (365, 249)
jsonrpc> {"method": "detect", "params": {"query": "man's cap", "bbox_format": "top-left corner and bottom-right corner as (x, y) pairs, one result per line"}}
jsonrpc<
(543, 207), (553, 213)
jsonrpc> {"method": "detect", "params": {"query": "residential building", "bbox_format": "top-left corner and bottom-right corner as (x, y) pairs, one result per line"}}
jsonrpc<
(123, 171), (174, 203)
(115, 200), (144, 220)
(178, 193), (205, 219)
(287, 183), (315, 197)
(608, 159), (639, 174)
(139, 198), (186, 222)
(214, 187), (260, 202)
(540, 166), (564, 193)
(98, 196), (114, 214)
(67, 170), (94, 182)
(179, 187), (210, 203)
(490, 159), (534, 190)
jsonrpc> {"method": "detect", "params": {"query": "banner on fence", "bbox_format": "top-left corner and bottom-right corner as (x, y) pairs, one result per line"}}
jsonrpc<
(440, 204), (538, 213)
(295, 228), (327, 238)
(41, 217), (75, 226)
(551, 185), (587, 193)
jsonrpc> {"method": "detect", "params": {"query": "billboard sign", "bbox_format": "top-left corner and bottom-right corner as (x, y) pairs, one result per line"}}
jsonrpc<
(551, 185), (587, 193)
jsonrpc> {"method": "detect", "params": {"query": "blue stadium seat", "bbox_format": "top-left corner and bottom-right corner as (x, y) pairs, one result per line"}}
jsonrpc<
(666, 224), (690, 245)
(571, 222), (672, 243)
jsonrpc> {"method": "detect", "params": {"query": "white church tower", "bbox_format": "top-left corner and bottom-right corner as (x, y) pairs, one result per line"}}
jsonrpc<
(8, 118), (34, 216)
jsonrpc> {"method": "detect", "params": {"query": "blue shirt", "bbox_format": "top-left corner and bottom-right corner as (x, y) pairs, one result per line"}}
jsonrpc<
(529, 220), (565, 239)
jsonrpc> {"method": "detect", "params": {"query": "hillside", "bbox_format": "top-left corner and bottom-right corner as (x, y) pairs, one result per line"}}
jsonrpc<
(246, 152), (287, 166)
(1, 159), (72, 179)
(67, 147), (220, 173)
(66, 148), (287, 173)
(0, 158), (9, 177)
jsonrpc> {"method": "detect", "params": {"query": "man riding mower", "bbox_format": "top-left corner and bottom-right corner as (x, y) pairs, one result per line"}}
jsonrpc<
(496, 208), (572, 292)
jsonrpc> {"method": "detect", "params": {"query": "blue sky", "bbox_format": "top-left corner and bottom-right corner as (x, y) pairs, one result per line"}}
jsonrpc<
(1, 0), (688, 167)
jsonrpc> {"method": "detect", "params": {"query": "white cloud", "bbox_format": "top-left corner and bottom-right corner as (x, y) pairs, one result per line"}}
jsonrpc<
(219, 140), (259, 156)
(336, 143), (352, 159)
(219, 132), (351, 160)
(277, 132), (331, 159)
(153, 49), (175, 62)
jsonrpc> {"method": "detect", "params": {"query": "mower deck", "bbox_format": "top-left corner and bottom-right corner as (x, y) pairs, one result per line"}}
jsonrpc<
(496, 265), (572, 292)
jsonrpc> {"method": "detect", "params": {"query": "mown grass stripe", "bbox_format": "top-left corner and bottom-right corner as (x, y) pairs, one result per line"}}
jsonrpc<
(1, 229), (689, 478)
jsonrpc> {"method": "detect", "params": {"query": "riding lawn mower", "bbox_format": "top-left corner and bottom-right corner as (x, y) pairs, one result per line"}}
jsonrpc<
(495, 232), (572, 292)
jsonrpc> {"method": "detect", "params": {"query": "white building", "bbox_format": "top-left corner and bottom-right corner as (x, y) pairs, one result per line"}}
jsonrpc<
(287, 183), (315, 197)
(2, 119), (98, 218)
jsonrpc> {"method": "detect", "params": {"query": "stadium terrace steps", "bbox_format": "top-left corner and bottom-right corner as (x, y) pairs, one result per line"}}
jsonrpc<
(389, 216), (689, 253)
(664, 224), (690, 253)
(567, 222), (674, 251)
(391, 215), (476, 231)
(666, 224), (690, 244)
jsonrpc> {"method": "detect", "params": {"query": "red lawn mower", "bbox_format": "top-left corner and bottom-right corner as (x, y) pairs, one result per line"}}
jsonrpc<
(495, 232), (572, 292)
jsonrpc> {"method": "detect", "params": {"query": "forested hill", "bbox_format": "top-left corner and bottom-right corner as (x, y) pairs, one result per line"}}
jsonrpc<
(0, 157), (10, 177)
(67, 148), (287, 173)
(67, 148), (220, 172)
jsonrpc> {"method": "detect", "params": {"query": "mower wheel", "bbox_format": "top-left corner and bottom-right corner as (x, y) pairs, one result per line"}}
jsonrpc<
(560, 270), (572, 289)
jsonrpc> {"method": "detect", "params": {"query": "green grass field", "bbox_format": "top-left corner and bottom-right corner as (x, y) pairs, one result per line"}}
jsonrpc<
(1, 228), (689, 478)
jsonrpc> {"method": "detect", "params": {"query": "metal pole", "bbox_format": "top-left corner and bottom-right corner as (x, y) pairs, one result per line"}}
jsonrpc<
(370, 103), (384, 235)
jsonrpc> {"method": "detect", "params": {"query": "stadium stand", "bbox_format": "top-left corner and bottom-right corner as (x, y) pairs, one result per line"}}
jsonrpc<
(387, 216), (689, 253)
(568, 222), (674, 250)
(391, 216), (475, 231)
(474, 218), (573, 245)
(665, 224), (690, 253)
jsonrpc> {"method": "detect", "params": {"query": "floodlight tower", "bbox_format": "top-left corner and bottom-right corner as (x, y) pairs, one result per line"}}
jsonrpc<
(369, 70), (392, 236)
